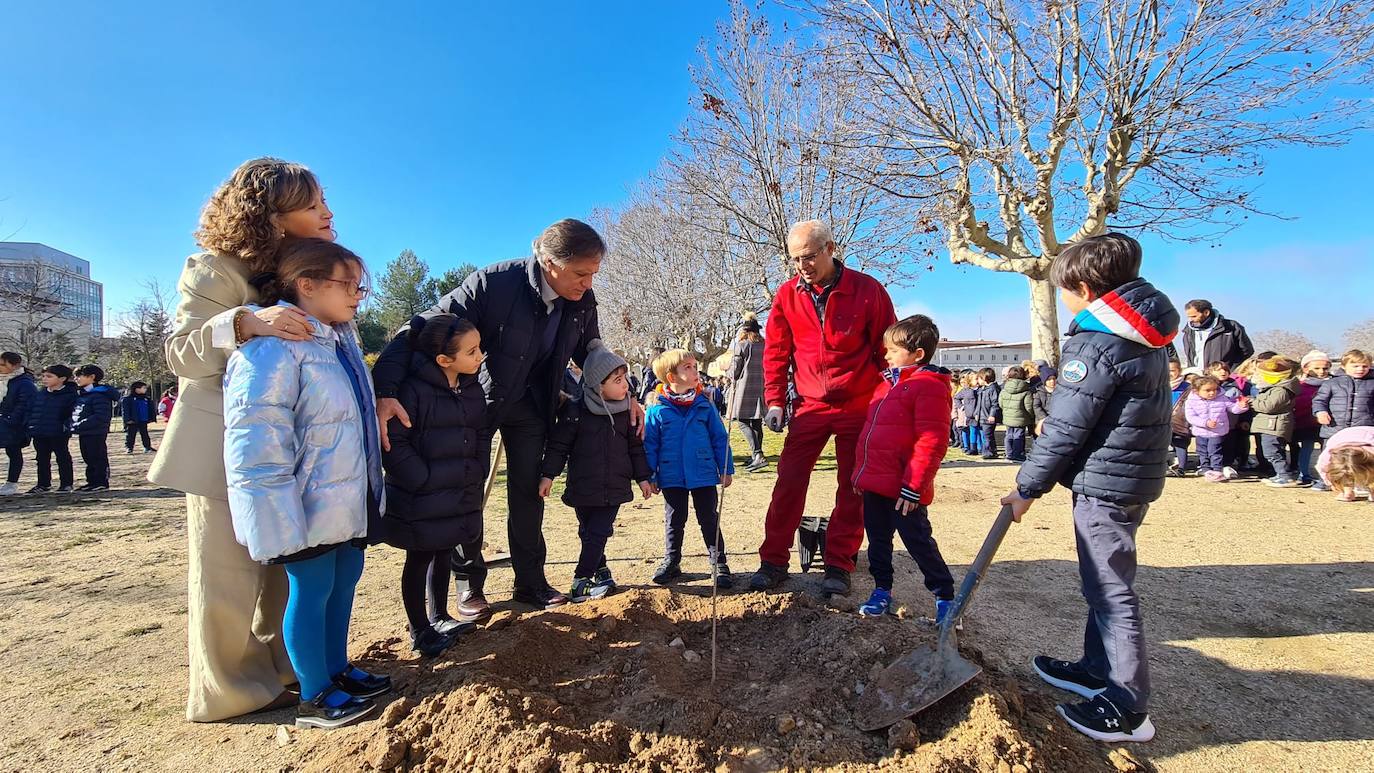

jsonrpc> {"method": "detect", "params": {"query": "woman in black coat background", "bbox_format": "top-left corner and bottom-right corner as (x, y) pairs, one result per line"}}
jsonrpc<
(378, 315), (488, 657)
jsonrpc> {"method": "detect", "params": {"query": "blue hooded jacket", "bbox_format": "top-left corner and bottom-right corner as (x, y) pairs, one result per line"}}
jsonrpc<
(644, 389), (735, 489)
(71, 384), (119, 435)
(1016, 278), (1180, 504)
(0, 371), (37, 446)
(27, 381), (79, 438)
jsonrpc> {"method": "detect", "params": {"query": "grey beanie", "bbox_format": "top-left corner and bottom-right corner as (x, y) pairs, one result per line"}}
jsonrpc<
(581, 341), (630, 415)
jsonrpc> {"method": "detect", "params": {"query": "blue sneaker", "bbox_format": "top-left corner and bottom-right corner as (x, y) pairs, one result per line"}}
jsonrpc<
(569, 577), (597, 603)
(858, 588), (893, 617)
(934, 598), (963, 631)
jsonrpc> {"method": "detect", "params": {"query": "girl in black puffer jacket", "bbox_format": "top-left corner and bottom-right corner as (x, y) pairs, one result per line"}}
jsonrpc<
(378, 315), (488, 657)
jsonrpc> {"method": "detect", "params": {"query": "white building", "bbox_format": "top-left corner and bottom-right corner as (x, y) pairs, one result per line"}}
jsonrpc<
(934, 340), (1033, 372)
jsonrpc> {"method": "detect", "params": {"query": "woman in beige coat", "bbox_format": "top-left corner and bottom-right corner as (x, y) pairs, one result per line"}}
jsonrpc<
(149, 157), (337, 721)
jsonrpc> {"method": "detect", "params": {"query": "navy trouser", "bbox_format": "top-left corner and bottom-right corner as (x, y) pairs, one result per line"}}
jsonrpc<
(574, 505), (618, 578)
(1171, 434), (1191, 470)
(1072, 494), (1150, 714)
(78, 433), (110, 488)
(662, 486), (727, 565)
(33, 435), (72, 489)
(1005, 427), (1027, 461)
(5, 443), (23, 483)
(1259, 434), (1293, 478)
(1195, 436), (1224, 473)
(862, 492), (954, 598)
(980, 423), (998, 457)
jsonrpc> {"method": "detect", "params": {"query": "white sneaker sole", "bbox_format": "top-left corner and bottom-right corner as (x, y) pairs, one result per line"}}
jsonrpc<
(1056, 706), (1156, 743)
(294, 701), (377, 730)
(1033, 659), (1107, 700)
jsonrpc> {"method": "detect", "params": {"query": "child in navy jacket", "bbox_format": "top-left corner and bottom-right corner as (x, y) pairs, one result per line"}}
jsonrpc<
(121, 381), (157, 453)
(852, 315), (955, 621)
(71, 365), (119, 491)
(975, 367), (1001, 458)
(643, 349), (735, 588)
(27, 365), (79, 493)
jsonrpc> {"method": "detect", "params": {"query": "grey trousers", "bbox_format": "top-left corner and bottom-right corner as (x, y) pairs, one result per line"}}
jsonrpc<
(1072, 493), (1151, 714)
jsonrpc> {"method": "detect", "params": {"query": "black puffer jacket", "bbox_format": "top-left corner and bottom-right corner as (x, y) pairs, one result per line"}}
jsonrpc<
(1312, 374), (1374, 439)
(27, 382), (78, 438)
(377, 354), (488, 552)
(1176, 310), (1254, 370)
(541, 401), (651, 508)
(1017, 279), (1180, 504)
(372, 257), (600, 430)
(0, 371), (37, 446)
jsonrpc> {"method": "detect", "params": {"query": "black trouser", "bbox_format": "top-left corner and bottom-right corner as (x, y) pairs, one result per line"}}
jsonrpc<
(1171, 434), (1191, 470)
(738, 419), (764, 459)
(5, 443), (24, 483)
(662, 486), (728, 566)
(1005, 426), (1027, 461)
(402, 549), (450, 635)
(125, 422), (152, 451)
(33, 435), (73, 489)
(1259, 434), (1293, 479)
(862, 492), (954, 597)
(1221, 427), (1248, 468)
(431, 537), (484, 619)
(574, 505), (617, 579)
(464, 394), (545, 596)
(78, 433), (110, 488)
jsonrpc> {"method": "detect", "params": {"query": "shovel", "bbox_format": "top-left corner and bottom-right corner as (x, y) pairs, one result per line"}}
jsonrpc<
(855, 504), (1016, 731)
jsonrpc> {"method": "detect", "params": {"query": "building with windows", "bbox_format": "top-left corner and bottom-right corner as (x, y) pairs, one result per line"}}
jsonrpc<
(934, 339), (1034, 372)
(0, 242), (105, 354)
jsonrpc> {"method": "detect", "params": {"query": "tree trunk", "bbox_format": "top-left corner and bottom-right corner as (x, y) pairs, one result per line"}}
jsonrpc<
(1028, 276), (1061, 366)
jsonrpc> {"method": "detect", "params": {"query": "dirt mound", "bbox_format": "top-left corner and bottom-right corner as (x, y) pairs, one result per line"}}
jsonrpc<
(302, 589), (1145, 772)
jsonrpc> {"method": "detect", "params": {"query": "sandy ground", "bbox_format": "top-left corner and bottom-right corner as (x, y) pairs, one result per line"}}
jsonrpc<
(0, 425), (1370, 771)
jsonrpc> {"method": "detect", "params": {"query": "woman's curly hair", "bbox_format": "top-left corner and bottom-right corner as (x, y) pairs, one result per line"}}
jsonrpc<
(194, 157), (321, 272)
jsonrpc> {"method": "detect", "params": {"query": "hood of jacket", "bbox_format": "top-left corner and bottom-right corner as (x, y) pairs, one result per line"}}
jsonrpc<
(1069, 279), (1180, 350)
(1002, 377), (1031, 395)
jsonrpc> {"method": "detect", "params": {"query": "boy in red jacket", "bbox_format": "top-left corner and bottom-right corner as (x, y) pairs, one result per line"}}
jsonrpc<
(852, 315), (956, 619)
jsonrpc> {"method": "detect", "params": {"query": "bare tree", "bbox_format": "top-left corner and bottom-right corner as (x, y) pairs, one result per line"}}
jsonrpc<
(0, 258), (83, 365)
(105, 279), (175, 394)
(810, 0), (1374, 363)
(1343, 318), (1374, 353)
(1251, 329), (1320, 359)
(662, 0), (930, 303)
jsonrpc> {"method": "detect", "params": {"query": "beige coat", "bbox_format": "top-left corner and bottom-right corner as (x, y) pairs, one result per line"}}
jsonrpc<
(147, 252), (258, 499)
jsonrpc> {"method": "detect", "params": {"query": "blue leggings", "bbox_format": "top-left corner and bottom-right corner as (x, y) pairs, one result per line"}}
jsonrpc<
(282, 545), (365, 702)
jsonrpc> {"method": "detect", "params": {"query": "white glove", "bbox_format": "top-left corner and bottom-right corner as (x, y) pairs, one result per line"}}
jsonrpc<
(765, 406), (785, 432)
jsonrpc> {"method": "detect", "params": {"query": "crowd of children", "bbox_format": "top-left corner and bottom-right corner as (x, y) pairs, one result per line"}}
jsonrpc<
(0, 355), (170, 496)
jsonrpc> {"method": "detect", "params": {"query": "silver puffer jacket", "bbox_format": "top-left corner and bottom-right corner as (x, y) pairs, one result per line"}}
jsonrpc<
(223, 304), (384, 563)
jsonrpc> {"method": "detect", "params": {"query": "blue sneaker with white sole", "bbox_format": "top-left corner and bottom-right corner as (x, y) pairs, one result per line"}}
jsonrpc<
(858, 588), (893, 617)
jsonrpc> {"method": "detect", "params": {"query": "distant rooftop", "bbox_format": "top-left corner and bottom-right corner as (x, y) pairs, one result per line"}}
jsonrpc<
(0, 242), (91, 277)
(937, 338), (1006, 349)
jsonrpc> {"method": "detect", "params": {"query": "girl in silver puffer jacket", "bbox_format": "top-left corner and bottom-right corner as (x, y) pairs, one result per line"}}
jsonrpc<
(223, 238), (387, 730)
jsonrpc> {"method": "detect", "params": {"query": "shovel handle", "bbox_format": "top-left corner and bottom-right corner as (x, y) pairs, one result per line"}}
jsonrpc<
(944, 504), (1016, 628)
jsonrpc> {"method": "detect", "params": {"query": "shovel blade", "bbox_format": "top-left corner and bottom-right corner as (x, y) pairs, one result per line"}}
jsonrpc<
(855, 638), (982, 732)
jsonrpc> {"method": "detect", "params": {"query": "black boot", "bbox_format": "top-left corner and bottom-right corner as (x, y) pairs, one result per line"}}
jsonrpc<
(652, 557), (682, 585)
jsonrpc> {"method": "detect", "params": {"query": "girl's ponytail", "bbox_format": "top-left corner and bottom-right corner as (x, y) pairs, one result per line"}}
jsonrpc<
(410, 313), (475, 359)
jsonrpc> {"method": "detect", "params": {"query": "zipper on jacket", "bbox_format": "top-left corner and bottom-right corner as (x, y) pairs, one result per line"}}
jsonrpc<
(853, 381), (896, 484)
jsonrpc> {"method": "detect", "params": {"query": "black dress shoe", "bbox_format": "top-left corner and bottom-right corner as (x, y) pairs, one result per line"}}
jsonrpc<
(411, 627), (455, 658)
(513, 586), (569, 610)
(295, 687), (376, 730)
(433, 616), (479, 637)
(333, 665), (392, 699)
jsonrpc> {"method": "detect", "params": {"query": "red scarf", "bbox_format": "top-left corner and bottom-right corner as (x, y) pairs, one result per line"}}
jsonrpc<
(656, 382), (703, 407)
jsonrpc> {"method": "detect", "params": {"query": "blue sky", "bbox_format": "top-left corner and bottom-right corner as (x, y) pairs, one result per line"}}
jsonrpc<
(3, 1), (1371, 351)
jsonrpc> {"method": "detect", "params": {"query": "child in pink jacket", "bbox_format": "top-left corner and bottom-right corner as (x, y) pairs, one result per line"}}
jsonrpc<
(1316, 425), (1374, 502)
(1185, 376), (1250, 482)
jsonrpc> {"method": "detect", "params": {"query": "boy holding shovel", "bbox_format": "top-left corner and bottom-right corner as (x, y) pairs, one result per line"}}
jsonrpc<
(1000, 233), (1178, 743)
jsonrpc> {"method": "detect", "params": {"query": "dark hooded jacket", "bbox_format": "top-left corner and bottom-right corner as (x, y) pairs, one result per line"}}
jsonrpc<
(1016, 279), (1180, 504)
(1312, 374), (1374, 439)
(70, 384), (119, 435)
(1177, 310), (1253, 370)
(27, 382), (79, 438)
(0, 370), (37, 447)
(376, 353), (488, 552)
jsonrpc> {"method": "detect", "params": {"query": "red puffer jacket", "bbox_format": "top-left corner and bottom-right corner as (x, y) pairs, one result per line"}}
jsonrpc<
(852, 366), (952, 504)
(763, 266), (895, 412)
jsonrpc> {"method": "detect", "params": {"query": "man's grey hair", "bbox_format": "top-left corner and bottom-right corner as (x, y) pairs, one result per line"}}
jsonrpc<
(789, 219), (834, 248)
(533, 218), (606, 268)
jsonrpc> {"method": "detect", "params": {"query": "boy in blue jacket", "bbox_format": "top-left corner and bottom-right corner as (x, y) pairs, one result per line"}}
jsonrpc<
(1001, 233), (1178, 744)
(0, 352), (38, 496)
(71, 365), (119, 492)
(27, 364), (79, 493)
(644, 349), (735, 588)
(976, 367), (1001, 459)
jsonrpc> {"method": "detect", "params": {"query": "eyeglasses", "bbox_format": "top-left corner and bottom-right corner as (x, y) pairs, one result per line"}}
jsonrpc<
(319, 278), (370, 298)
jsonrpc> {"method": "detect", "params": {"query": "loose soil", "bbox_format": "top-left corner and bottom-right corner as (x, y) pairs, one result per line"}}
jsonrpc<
(0, 427), (1370, 772)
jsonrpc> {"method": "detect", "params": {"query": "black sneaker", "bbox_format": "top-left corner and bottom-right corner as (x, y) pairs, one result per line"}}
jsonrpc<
(1033, 656), (1108, 699)
(24, 486), (52, 495)
(512, 586), (569, 610)
(432, 616), (478, 637)
(295, 687), (376, 730)
(75, 484), (96, 492)
(410, 627), (454, 659)
(56, 485), (74, 493)
(652, 558), (682, 585)
(748, 561), (788, 590)
(714, 565), (734, 590)
(332, 665), (392, 699)
(820, 566), (851, 597)
(1057, 694), (1155, 743)
(88, 484), (110, 492)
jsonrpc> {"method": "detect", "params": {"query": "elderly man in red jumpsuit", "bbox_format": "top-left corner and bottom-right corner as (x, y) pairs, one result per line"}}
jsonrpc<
(749, 220), (896, 596)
